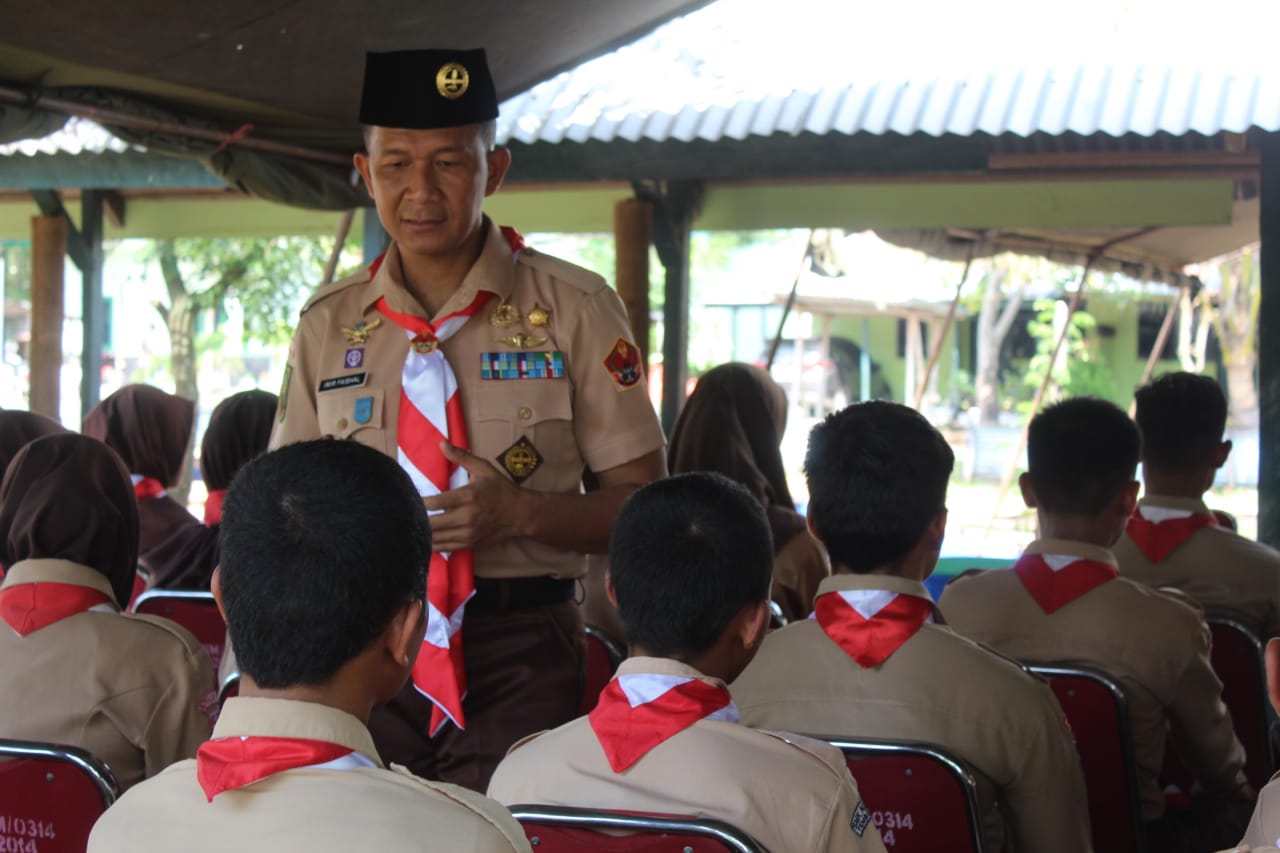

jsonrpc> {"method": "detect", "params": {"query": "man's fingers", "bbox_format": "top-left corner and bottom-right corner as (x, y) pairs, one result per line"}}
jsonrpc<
(440, 441), (501, 479)
(422, 489), (466, 512)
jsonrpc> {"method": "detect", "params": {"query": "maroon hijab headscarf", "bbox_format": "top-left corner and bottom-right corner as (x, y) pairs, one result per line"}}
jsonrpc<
(0, 410), (67, 479)
(82, 384), (195, 485)
(146, 390), (277, 590)
(0, 433), (139, 606)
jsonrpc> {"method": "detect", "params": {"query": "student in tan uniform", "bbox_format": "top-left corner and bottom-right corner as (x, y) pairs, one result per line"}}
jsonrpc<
(82, 383), (198, 556)
(488, 472), (887, 853)
(669, 362), (829, 623)
(0, 410), (65, 576)
(1231, 639), (1280, 851)
(0, 433), (213, 790)
(1114, 372), (1280, 639)
(271, 48), (666, 791)
(733, 401), (1092, 853)
(89, 439), (531, 853)
(940, 397), (1251, 852)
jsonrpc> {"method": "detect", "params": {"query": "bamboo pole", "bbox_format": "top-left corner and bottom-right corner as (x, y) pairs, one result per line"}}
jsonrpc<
(321, 210), (356, 285)
(1129, 291), (1182, 416)
(913, 245), (976, 410)
(765, 230), (816, 370)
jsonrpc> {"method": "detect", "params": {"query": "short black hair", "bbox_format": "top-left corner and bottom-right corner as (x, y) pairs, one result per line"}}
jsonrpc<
(219, 440), (430, 688)
(1134, 372), (1227, 469)
(804, 402), (954, 572)
(1028, 397), (1141, 514)
(609, 472), (772, 658)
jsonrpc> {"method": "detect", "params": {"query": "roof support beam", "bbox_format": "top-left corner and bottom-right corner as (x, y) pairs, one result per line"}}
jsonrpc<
(1259, 133), (1280, 549)
(80, 189), (106, 417)
(28, 189), (89, 272)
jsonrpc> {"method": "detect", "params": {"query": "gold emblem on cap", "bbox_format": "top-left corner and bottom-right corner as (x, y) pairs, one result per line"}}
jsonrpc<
(527, 303), (551, 328)
(490, 302), (520, 328)
(436, 62), (470, 100)
(498, 333), (548, 348)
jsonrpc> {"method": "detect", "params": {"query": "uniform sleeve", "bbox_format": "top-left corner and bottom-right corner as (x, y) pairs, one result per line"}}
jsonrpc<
(1168, 616), (1249, 797)
(1001, 680), (1095, 853)
(819, 763), (889, 853)
(141, 634), (217, 779)
(1241, 778), (1280, 849)
(269, 314), (323, 450)
(565, 286), (665, 474)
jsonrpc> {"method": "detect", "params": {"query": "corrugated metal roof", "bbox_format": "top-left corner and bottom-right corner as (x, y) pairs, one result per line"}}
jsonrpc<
(0, 118), (137, 157)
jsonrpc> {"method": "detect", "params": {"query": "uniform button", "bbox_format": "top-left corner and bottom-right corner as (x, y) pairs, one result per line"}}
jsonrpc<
(518, 406), (533, 421)
(336, 417), (349, 431)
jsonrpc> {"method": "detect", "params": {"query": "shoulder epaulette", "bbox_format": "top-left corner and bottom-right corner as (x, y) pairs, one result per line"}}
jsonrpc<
(517, 247), (607, 295)
(300, 267), (374, 316)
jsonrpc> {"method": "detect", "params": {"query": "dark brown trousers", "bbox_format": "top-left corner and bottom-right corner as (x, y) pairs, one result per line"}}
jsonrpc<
(368, 599), (586, 792)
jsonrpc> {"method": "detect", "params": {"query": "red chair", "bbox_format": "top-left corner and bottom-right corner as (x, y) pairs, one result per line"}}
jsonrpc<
(1028, 664), (1146, 853)
(508, 805), (766, 852)
(0, 739), (120, 853)
(131, 590), (227, 671)
(126, 565), (150, 610)
(582, 624), (625, 714)
(823, 738), (986, 853)
(1208, 618), (1273, 790)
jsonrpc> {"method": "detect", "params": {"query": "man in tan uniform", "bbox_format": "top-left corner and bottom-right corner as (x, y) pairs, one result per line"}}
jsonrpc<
(733, 401), (1091, 853)
(940, 397), (1251, 852)
(1114, 372), (1280, 639)
(488, 473), (887, 853)
(271, 48), (665, 790)
(0, 433), (212, 791)
(89, 440), (530, 853)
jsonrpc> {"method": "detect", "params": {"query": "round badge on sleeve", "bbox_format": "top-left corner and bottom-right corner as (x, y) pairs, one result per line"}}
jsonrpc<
(436, 63), (470, 99)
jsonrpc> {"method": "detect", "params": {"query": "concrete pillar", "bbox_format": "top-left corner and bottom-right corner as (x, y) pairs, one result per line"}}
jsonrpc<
(29, 215), (66, 421)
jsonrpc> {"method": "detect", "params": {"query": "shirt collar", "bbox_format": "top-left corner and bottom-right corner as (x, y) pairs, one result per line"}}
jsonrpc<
(817, 573), (934, 603)
(212, 697), (384, 768)
(617, 656), (728, 691)
(1024, 538), (1119, 568)
(0, 559), (120, 607)
(1139, 494), (1212, 514)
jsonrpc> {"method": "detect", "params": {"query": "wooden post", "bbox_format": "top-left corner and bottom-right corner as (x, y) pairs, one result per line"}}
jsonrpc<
(614, 198), (653, 367)
(1259, 133), (1280, 548)
(29, 215), (66, 421)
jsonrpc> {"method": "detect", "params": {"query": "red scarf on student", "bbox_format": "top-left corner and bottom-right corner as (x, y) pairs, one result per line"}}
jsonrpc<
(203, 489), (227, 526)
(1126, 506), (1218, 563)
(1014, 552), (1118, 614)
(589, 672), (738, 772)
(133, 476), (166, 501)
(196, 736), (371, 801)
(813, 587), (935, 668)
(0, 582), (113, 635)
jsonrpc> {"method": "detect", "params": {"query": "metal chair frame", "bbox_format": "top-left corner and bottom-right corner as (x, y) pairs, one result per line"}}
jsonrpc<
(1027, 663), (1148, 853)
(584, 624), (625, 669)
(1207, 617), (1275, 782)
(218, 669), (241, 706)
(0, 738), (121, 808)
(508, 805), (768, 853)
(130, 588), (218, 612)
(819, 737), (987, 853)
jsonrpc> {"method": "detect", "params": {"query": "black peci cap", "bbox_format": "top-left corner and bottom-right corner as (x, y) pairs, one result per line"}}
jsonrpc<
(359, 48), (498, 129)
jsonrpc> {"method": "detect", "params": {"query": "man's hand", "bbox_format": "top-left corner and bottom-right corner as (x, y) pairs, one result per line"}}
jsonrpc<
(423, 442), (530, 552)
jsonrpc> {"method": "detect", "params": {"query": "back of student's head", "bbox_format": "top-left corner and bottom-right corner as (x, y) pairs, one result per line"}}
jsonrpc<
(609, 472), (772, 658)
(1028, 397), (1141, 514)
(1134, 372), (1227, 470)
(219, 440), (430, 688)
(805, 401), (954, 572)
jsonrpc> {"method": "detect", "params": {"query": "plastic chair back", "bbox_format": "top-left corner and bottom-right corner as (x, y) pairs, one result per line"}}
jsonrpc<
(1208, 618), (1273, 789)
(508, 805), (767, 852)
(0, 739), (120, 853)
(1029, 664), (1146, 853)
(132, 589), (226, 671)
(581, 624), (625, 714)
(823, 738), (985, 853)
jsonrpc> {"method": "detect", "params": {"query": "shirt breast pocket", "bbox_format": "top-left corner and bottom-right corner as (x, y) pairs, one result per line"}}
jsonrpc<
(471, 381), (579, 489)
(315, 387), (387, 454)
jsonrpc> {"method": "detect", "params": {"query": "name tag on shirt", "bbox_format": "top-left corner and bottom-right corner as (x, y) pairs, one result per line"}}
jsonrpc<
(481, 351), (566, 380)
(318, 372), (368, 392)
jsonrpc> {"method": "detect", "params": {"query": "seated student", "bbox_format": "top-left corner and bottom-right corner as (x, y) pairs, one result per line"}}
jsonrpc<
(1231, 639), (1280, 851)
(1114, 372), (1280, 639)
(89, 439), (530, 853)
(487, 472), (887, 853)
(145, 389), (277, 590)
(733, 401), (1092, 853)
(0, 433), (213, 790)
(940, 397), (1251, 852)
(83, 383), (198, 556)
(0, 410), (66, 576)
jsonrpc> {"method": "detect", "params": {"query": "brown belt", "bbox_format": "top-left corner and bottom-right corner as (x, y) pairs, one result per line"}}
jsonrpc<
(470, 576), (576, 614)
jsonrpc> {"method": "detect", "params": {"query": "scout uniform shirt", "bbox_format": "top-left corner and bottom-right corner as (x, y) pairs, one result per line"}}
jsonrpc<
(486, 657), (888, 853)
(733, 573), (1093, 853)
(87, 697), (532, 853)
(272, 219), (666, 581)
(1115, 494), (1280, 639)
(939, 538), (1248, 823)
(0, 559), (214, 790)
(1240, 775), (1280, 850)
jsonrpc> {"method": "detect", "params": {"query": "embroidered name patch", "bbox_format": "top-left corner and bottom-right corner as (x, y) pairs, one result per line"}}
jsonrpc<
(318, 372), (367, 392)
(851, 800), (872, 837)
(481, 351), (566, 380)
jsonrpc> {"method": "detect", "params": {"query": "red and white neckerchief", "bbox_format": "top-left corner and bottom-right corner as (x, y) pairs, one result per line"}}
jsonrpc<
(0, 582), (114, 636)
(204, 489), (227, 526)
(196, 735), (376, 801)
(131, 474), (166, 501)
(813, 588), (935, 668)
(1014, 552), (1118, 614)
(371, 226), (525, 736)
(589, 672), (738, 773)
(1126, 505), (1218, 563)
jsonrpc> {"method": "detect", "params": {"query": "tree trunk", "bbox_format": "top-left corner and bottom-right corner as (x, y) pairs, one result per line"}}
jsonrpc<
(1226, 359), (1259, 429)
(157, 242), (199, 505)
(975, 260), (1025, 425)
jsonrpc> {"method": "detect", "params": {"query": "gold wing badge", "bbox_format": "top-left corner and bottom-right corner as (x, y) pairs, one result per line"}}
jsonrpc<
(341, 317), (382, 346)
